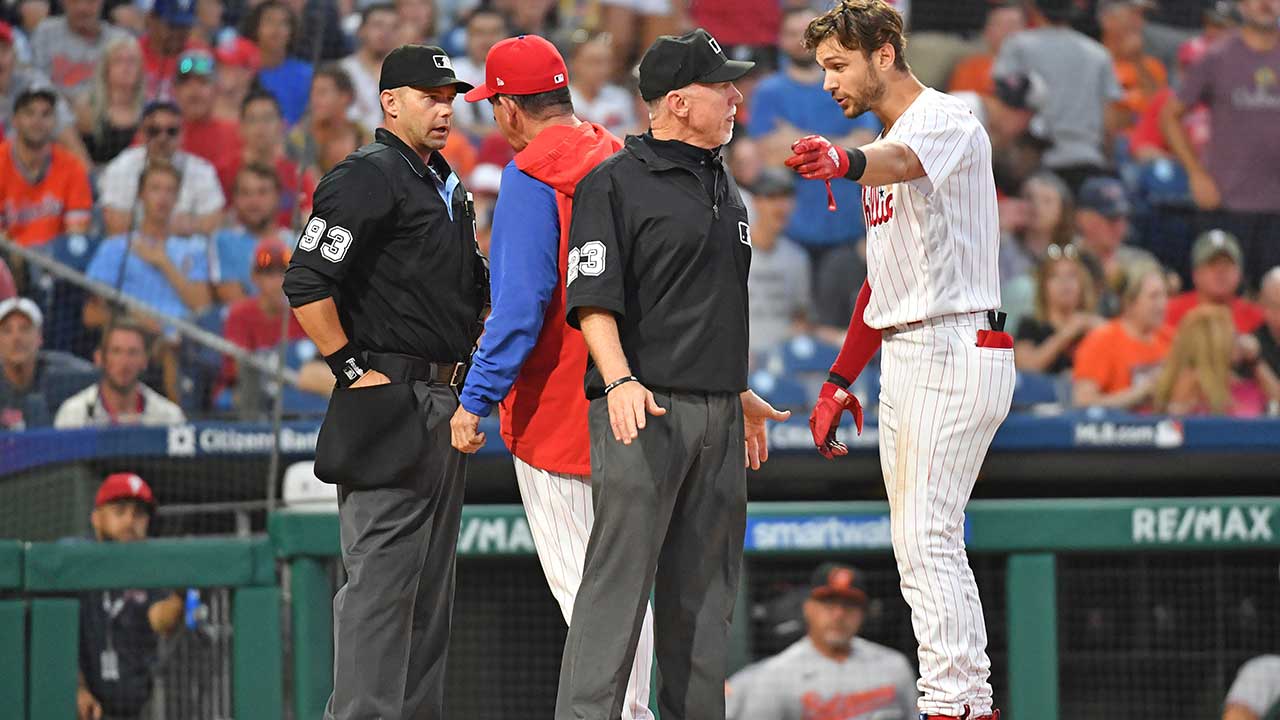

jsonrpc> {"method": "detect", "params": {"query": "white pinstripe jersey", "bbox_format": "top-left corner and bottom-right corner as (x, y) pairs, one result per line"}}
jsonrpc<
(861, 87), (1001, 329)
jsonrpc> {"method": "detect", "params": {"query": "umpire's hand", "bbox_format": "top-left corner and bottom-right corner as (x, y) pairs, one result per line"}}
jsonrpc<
(607, 379), (666, 445)
(450, 405), (487, 453)
(348, 369), (391, 388)
(741, 389), (791, 470)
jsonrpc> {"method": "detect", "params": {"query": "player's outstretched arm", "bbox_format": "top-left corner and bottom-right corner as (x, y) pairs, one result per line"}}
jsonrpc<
(785, 134), (925, 187)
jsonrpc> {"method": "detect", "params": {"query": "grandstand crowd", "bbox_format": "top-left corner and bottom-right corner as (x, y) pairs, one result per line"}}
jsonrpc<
(1, 0), (1279, 430)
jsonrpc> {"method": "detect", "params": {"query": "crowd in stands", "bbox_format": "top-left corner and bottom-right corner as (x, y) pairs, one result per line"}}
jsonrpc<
(1, 0), (1279, 432)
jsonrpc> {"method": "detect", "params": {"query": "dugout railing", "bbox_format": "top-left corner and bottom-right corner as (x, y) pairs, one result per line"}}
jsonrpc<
(0, 537), (283, 720)
(272, 497), (1280, 720)
(3, 497), (1277, 719)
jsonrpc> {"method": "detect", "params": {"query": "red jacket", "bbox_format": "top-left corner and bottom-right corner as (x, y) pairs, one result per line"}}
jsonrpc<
(499, 122), (622, 475)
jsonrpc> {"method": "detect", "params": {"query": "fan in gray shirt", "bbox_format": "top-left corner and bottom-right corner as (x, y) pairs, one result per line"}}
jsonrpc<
(30, 8), (132, 99)
(747, 169), (813, 355)
(993, 2), (1124, 182)
(727, 563), (919, 720)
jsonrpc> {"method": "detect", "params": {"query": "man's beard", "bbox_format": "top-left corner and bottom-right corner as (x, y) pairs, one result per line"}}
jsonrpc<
(844, 67), (886, 117)
(104, 375), (138, 396)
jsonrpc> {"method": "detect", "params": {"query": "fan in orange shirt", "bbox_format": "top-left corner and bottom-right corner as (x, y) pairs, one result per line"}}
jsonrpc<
(0, 87), (92, 247)
(947, 2), (1026, 96)
(1073, 262), (1173, 409)
(1099, 0), (1169, 123)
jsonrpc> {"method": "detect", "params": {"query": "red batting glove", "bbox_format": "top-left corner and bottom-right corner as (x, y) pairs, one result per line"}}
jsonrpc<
(809, 382), (864, 460)
(785, 135), (849, 211)
(785, 135), (849, 179)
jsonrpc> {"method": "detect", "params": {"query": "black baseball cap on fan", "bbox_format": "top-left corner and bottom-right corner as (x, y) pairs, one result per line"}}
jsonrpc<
(379, 44), (475, 93)
(638, 28), (754, 101)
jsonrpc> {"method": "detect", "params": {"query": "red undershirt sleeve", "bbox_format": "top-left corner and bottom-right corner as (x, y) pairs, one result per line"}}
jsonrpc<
(828, 279), (881, 387)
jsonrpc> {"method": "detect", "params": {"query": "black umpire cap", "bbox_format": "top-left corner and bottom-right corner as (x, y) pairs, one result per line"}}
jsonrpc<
(379, 44), (475, 93)
(638, 28), (754, 101)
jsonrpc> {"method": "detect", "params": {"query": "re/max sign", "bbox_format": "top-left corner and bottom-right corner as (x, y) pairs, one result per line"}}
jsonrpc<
(1132, 506), (1274, 544)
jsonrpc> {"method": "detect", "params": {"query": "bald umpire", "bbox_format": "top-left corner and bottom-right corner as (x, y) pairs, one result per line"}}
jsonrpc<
(282, 45), (488, 720)
(555, 29), (790, 720)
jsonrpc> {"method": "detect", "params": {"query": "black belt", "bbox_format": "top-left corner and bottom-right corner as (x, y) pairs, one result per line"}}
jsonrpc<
(365, 352), (468, 388)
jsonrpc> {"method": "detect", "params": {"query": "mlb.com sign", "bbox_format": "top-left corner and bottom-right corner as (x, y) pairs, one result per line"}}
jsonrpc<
(1132, 505), (1275, 545)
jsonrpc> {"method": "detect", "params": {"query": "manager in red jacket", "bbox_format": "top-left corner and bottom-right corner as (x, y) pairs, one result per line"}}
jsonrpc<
(448, 35), (655, 720)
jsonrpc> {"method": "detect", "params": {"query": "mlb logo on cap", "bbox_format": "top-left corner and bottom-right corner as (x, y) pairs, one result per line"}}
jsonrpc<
(464, 34), (570, 103)
(708, 37), (723, 55)
(434, 55), (452, 70)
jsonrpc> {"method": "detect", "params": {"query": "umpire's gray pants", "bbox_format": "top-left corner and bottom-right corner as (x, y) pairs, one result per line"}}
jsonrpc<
(556, 390), (745, 720)
(324, 383), (467, 720)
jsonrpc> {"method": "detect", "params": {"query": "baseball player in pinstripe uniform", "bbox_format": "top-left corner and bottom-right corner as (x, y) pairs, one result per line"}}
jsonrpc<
(448, 35), (655, 719)
(785, 2), (1015, 718)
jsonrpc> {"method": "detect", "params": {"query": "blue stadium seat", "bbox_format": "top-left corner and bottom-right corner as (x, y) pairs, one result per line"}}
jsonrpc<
(749, 369), (810, 412)
(1136, 158), (1191, 208)
(1011, 371), (1060, 409)
(282, 339), (329, 416)
(36, 233), (101, 356)
(779, 335), (840, 375)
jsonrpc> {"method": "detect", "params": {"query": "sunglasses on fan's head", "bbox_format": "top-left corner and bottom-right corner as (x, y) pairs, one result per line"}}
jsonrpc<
(177, 51), (215, 80)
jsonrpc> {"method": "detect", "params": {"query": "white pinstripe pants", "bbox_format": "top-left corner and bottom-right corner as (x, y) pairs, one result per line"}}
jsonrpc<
(877, 312), (1015, 717)
(513, 457), (656, 720)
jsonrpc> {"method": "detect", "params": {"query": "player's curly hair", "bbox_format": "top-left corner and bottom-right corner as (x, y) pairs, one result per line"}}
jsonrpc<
(803, 0), (910, 72)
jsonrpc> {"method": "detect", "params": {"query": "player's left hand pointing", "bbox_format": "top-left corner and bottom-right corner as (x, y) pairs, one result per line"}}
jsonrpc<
(450, 405), (487, 453)
(741, 389), (791, 470)
(785, 134), (849, 180)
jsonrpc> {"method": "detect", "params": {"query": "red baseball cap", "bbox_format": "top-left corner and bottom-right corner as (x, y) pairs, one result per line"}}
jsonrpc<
(464, 34), (569, 103)
(95, 473), (157, 511)
(215, 36), (261, 70)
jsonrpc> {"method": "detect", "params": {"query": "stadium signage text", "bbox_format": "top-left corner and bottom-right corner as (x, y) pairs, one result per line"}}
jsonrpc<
(1073, 419), (1183, 448)
(457, 516), (535, 555)
(167, 425), (319, 456)
(745, 514), (893, 551)
(1131, 505), (1274, 544)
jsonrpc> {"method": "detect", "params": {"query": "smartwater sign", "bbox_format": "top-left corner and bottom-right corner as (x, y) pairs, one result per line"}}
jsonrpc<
(744, 513), (896, 552)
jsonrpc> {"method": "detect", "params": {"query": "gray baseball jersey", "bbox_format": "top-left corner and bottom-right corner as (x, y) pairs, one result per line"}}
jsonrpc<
(726, 637), (918, 720)
(1226, 655), (1280, 717)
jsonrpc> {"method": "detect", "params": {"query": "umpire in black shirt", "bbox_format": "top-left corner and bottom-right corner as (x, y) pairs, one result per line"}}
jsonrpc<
(556, 29), (791, 720)
(282, 45), (488, 720)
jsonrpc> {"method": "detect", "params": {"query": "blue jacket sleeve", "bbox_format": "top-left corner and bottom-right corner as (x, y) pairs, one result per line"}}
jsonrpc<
(459, 162), (560, 417)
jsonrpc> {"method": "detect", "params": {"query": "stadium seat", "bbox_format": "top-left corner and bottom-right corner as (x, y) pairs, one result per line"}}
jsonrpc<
(779, 335), (840, 375)
(749, 369), (810, 412)
(282, 461), (337, 512)
(37, 233), (101, 356)
(1011, 371), (1060, 409)
(282, 339), (330, 416)
(1136, 157), (1191, 208)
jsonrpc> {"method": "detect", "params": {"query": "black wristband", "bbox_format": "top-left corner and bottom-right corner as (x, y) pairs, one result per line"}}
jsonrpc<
(325, 342), (368, 388)
(603, 375), (638, 395)
(842, 147), (867, 182)
(827, 371), (852, 390)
